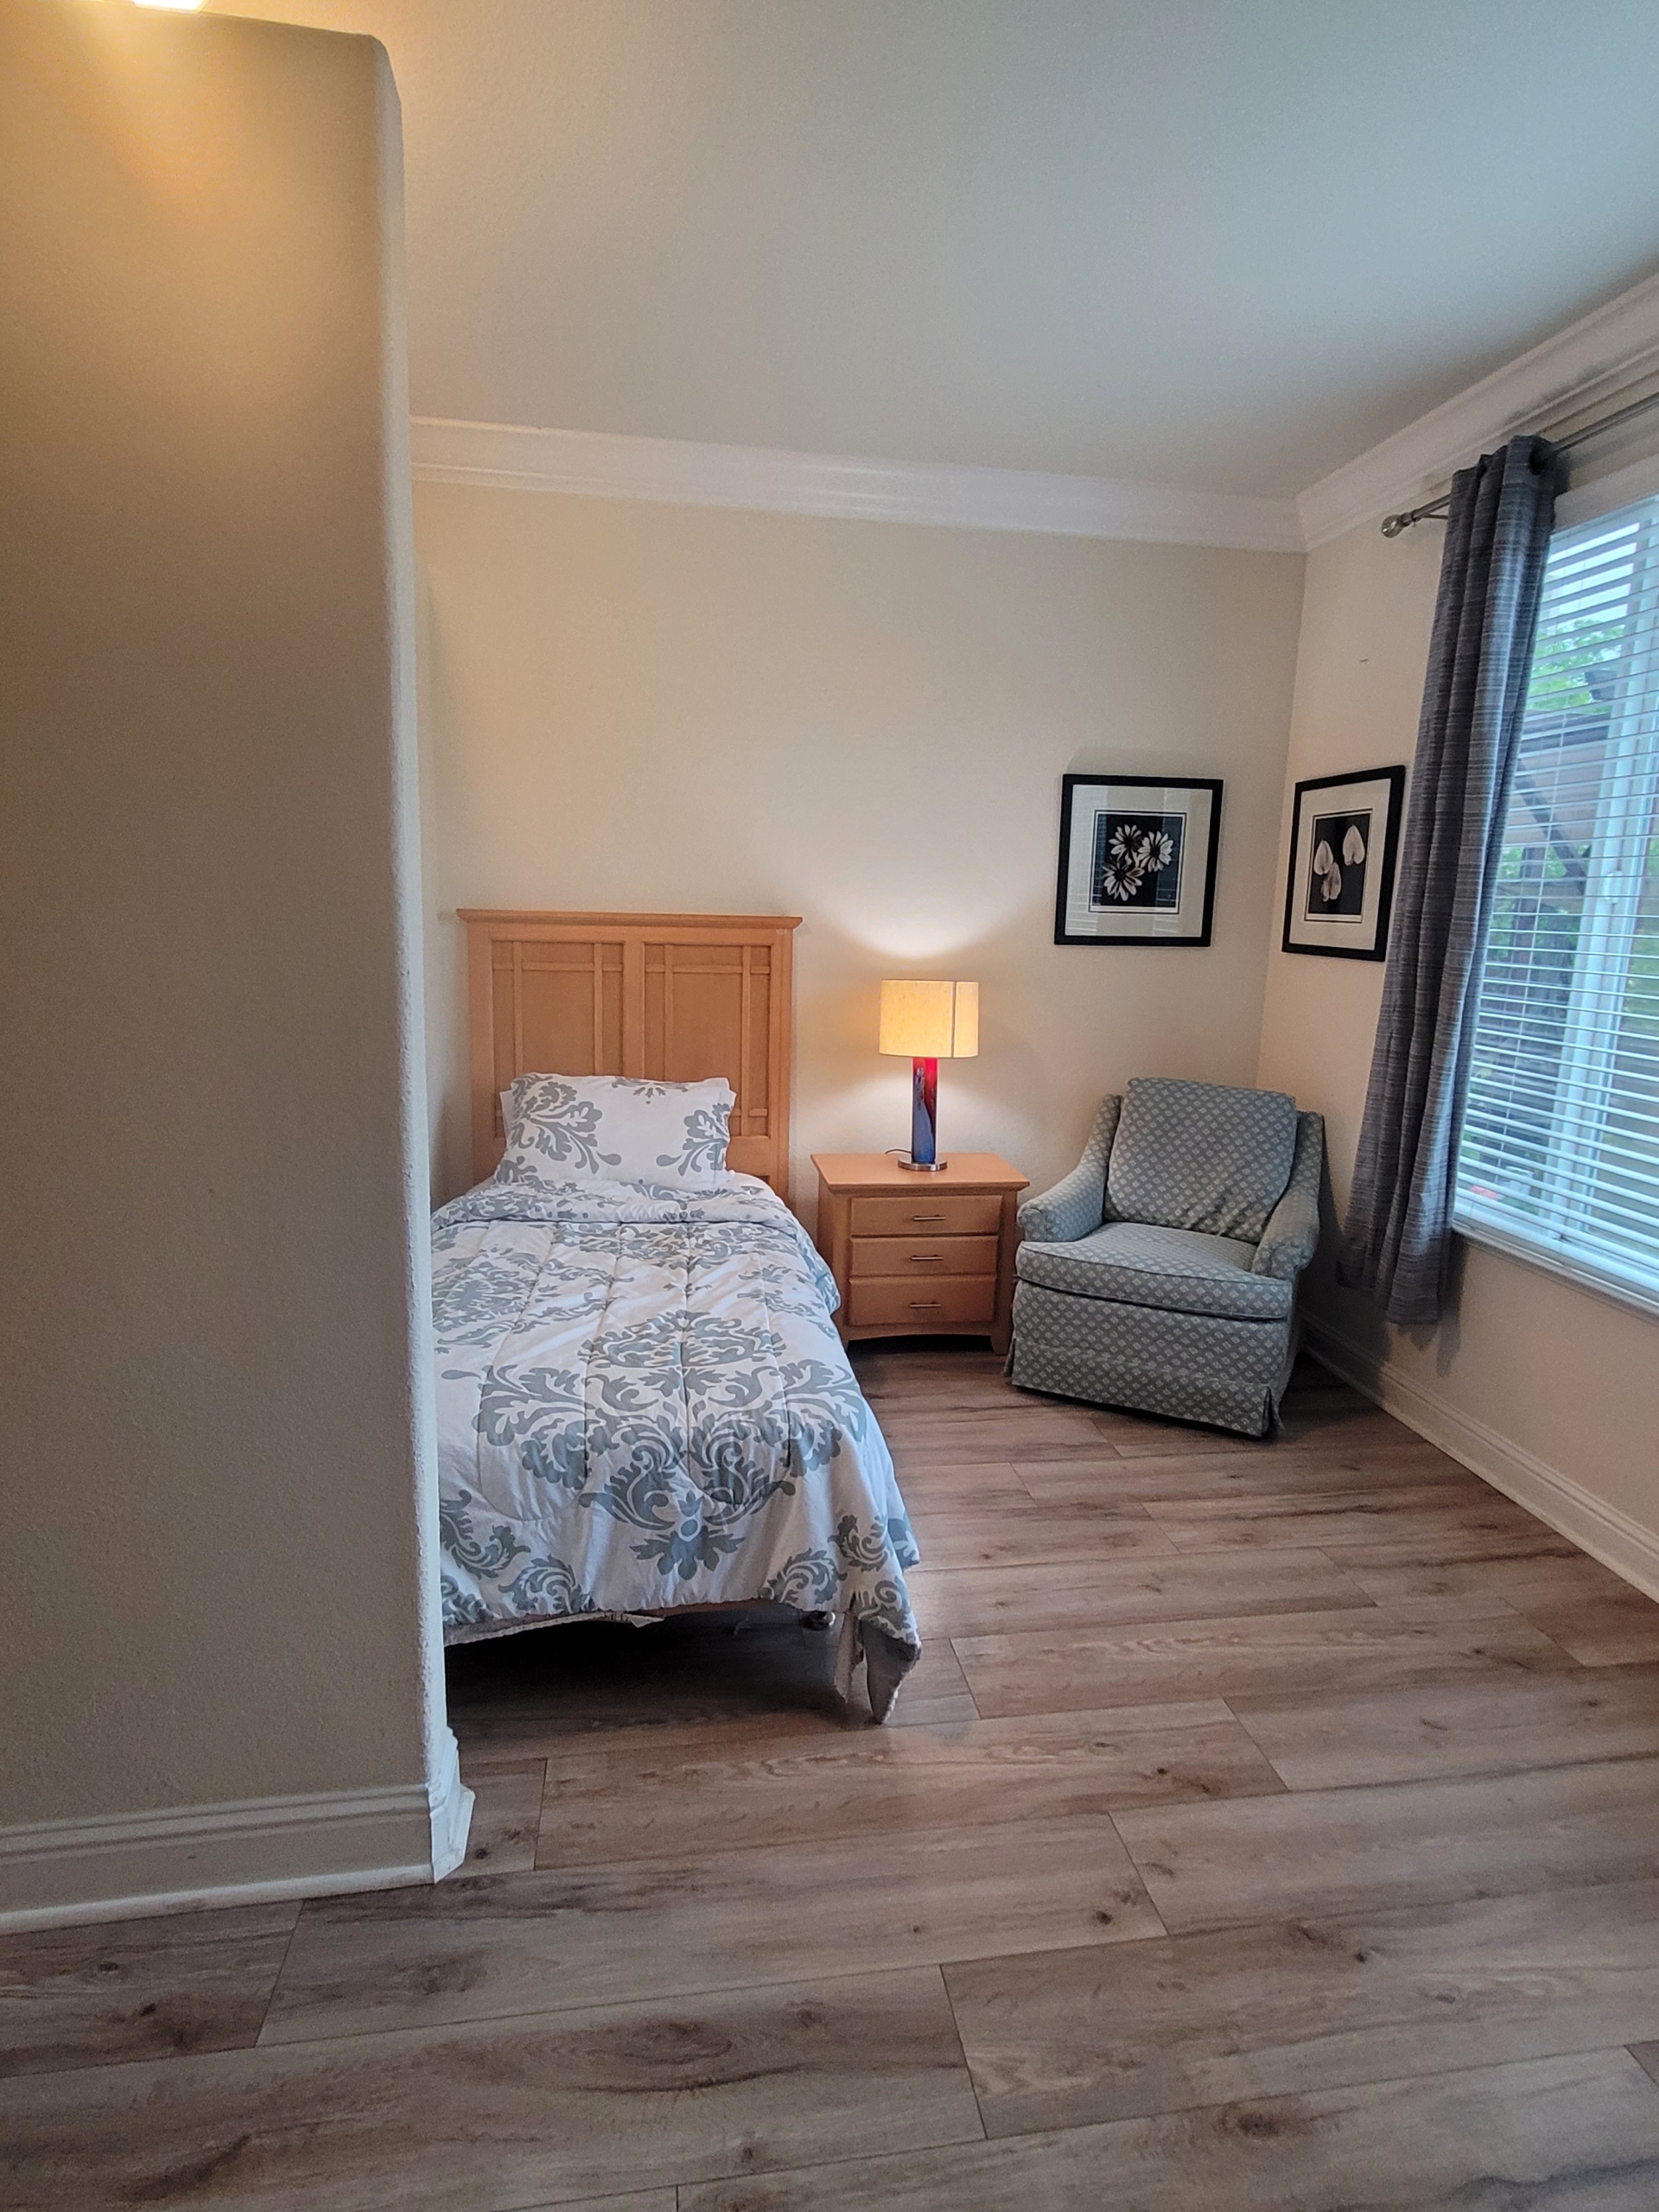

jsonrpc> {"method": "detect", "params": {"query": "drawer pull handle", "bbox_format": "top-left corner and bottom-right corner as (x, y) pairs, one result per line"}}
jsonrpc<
(908, 1300), (943, 1311)
(907, 1253), (944, 1263)
(910, 1213), (944, 1223)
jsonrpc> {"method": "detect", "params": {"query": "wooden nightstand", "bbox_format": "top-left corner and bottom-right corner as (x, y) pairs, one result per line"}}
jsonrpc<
(811, 1152), (1029, 1353)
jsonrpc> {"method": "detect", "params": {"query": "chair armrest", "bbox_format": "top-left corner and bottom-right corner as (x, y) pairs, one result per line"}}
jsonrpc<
(1020, 1160), (1106, 1245)
(1252, 1110), (1325, 1281)
(1019, 1095), (1121, 1245)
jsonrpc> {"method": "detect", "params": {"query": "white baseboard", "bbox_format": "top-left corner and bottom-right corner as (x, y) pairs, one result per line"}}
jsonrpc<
(0, 1732), (474, 1932)
(1306, 1320), (1659, 1606)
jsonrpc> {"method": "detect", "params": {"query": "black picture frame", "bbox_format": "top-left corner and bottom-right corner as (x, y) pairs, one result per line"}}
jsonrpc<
(1281, 764), (1406, 961)
(1053, 773), (1223, 947)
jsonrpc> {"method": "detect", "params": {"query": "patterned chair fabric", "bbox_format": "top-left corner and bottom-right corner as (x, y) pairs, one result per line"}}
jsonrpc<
(1017, 1222), (1294, 1320)
(1010, 1080), (1324, 1438)
(1106, 1077), (1299, 1241)
(1016, 1094), (1119, 1245)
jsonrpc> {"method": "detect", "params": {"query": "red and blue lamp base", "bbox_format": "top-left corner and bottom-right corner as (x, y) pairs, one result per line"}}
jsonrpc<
(898, 1055), (945, 1171)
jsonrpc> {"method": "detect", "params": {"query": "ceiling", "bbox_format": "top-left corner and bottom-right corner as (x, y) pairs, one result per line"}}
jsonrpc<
(209, 0), (1659, 498)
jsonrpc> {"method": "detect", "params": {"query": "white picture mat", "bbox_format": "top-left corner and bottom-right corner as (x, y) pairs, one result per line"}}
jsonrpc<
(1063, 782), (1216, 940)
(1286, 772), (1395, 950)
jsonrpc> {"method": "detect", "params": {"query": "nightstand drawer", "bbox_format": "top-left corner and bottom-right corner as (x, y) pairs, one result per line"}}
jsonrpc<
(846, 1276), (996, 1328)
(849, 1192), (1003, 1237)
(849, 1234), (999, 1280)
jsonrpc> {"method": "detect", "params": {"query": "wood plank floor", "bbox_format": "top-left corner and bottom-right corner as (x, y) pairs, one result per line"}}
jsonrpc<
(6, 1348), (1659, 2209)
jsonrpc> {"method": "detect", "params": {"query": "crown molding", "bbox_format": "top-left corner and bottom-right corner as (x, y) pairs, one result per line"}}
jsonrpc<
(410, 272), (1659, 558)
(1296, 270), (1659, 549)
(409, 417), (1304, 554)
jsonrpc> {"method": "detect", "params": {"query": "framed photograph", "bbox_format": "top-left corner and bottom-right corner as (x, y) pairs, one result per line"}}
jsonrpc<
(1054, 773), (1223, 947)
(1281, 764), (1406, 960)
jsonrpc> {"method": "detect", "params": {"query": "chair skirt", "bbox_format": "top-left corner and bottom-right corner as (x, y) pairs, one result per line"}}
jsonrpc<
(1006, 1280), (1299, 1439)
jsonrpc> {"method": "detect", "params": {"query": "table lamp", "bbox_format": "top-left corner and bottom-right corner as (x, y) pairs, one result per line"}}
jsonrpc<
(878, 980), (979, 1170)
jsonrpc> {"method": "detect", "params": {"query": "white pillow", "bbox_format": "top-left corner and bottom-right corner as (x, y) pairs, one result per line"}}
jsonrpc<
(502, 1073), (735, 1190)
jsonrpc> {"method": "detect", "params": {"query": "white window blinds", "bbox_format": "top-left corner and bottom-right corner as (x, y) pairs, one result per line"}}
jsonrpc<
(1455, 493), (1659, 1308)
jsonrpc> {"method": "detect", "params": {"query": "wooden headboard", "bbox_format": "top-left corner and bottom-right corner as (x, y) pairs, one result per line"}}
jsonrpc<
(460, 909), (802, 1192)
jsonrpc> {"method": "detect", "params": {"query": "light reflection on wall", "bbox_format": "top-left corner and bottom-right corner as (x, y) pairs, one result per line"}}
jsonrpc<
(785, 853), (1028, 969)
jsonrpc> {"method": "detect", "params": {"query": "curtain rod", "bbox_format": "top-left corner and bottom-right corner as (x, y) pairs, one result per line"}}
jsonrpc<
(1378, 385), (1659, 537)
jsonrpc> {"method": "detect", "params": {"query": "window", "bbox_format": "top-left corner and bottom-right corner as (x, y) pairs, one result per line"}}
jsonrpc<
(1455, 493), (1659, 1311)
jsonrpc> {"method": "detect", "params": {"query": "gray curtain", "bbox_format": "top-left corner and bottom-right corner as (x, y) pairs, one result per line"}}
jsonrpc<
(1341, 433), (1562, 1325)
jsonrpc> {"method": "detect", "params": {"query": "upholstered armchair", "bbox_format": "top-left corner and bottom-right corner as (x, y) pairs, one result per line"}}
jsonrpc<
(1009, 1077), (1324, 1438)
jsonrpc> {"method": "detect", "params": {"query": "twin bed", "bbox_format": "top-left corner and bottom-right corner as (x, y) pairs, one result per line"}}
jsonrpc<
(431, 910), (921, 1721)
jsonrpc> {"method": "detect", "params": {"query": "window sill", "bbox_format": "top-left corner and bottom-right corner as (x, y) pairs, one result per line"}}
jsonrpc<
(1451, 1206), (1659, 1325)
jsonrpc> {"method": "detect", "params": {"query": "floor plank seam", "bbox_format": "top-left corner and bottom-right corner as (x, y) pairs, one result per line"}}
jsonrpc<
(944, 1637), (982, 1719)
(251, 1904), (308, 2052)
(652, 2107), (993, 2202)
(1216, 1707), (1659, 1796)
(1216, 1693), (1291, 1788)
(952, 2038), (1659, 2147)
(1102, 1807), (1170, 1942)
(938, 1866), (1659, 1974)
(531, 2041), (1659, 2204)
(1517, 1621), (1603, 1669)
(1090, 1866), (1659, 1943)
(248, 1948), (1157, 2061)
(934, 1962), (992, 2145)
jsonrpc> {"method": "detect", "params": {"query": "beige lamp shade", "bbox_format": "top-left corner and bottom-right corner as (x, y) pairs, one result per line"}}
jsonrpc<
(878, 979), (979, 1059)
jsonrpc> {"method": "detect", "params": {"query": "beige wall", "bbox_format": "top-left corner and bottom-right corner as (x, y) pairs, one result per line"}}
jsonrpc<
(415, 483), (1306, 1218)
(0, 4), (448, 1859)
(1256, 517), (1659, 1551)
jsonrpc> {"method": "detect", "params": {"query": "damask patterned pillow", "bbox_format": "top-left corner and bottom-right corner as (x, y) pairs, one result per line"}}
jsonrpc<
(502, 1073), (735, 1190)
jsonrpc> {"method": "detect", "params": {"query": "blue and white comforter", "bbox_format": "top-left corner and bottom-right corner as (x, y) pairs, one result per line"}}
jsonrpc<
(431, 1173), (920, 1680)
